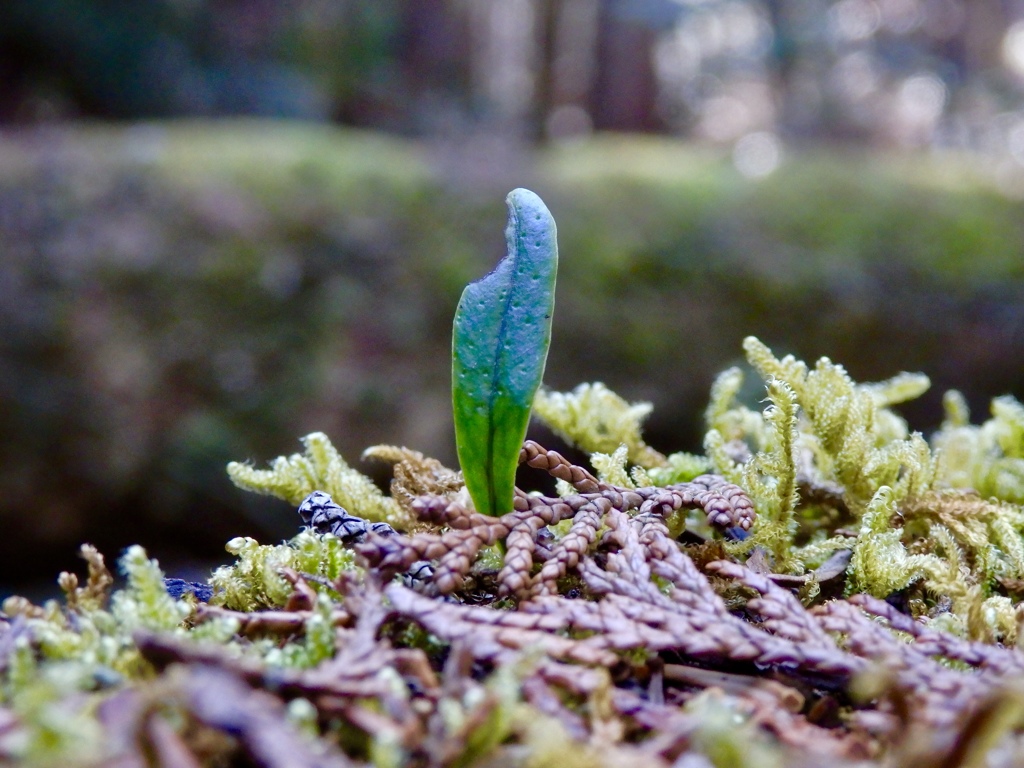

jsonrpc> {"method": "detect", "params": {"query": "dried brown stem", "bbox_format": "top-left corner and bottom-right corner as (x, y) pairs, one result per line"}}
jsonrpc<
(195, 604), (353, 638)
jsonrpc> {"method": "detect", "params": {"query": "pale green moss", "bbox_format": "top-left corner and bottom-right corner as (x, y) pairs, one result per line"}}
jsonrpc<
(0, 547), (207, 765)
(285, 698), (321, 740)
(533, 383), (666, 467)
(1, 657), (105, 767)
(933, 393), (1024, 504)
(590, 445), (636, 489)
(264, 593), (338, 668)
(645, 451), (711, 486)
(3, 547), (192, 682)
(446, 661), (521, 768)
(740, 336), (935, 508)
(227, 431), (412, 529)
(683, 689), (782, 768)
(732, 378), (801, 571)
(111, 545), (193, 633)
(849, 487), (940, 597)
(705, 366), (766, 450)
(702, 337), (1024, 616)
(210, 531), (358, 611)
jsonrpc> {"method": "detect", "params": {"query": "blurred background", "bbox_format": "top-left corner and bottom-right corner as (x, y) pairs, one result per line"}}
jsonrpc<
(3, 0), (1024, 595)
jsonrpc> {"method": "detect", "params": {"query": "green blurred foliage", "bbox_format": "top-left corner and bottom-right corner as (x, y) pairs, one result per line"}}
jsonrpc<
(1, 123), (1023, 591)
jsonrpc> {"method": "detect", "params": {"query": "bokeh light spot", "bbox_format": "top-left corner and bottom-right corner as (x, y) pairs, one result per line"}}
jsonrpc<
(733, 131), (781, 178)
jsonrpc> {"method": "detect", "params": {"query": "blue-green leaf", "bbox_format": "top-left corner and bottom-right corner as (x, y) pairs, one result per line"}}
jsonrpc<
(452, 188), (558, 517)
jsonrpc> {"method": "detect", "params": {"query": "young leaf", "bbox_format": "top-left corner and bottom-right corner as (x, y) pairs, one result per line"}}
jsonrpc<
(452, 188), (558, 517)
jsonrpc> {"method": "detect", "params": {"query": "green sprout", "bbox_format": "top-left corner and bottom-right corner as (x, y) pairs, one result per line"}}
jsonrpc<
(452, 188), (558, 517)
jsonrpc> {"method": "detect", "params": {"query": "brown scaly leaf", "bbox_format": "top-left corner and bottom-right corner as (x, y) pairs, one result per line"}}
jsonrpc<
(813, 598), (1024, 735)
(524, 522), (861, 678)
(705, 560), (837, 646)
(142, 578), (438, 711)
(357, 441), (755, 599)
(377, 491), (1024, 755)
(709, 562), (1024, 737)
(531, 495), (604, 597)
(160, 487), (1024, 765)
(739, 687), (874, 760)
(136, 629), (406, 702)
(847, 593), (1024, 676)
(129, 441), (1024, 765)
(383, 581), (619, 667)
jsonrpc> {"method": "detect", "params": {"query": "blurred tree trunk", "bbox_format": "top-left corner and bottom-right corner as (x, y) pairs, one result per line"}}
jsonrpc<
(535, 0), (600, 141)
(591, 1), (662, 132)
(397, 0), (472, 134)
(762, 0), (838, 140)
(533, 0), (559, 140)
(461, 0), (539, 139)
(961, 0), (1008, 71)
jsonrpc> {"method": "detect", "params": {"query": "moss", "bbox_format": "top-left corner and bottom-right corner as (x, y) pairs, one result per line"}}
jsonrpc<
(932, 393), (1024, 504)
(684, 690), (783, 768)
(525, 335), (1024, 622)
(263, 593), (338, 669)
(210, 530), (358, 611)
(691, 337), (1024, 626)
(1, 657), (105, 767)
(2, 546), (193, 683)
(533, 383), (666, 468)
(227, 431), (412, 530)
(849, 487), (941, 597)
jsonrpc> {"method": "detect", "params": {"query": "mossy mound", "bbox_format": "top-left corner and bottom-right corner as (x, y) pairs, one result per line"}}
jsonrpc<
(2, 123), (1023, 589)
(6, 336), (1024, 766)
